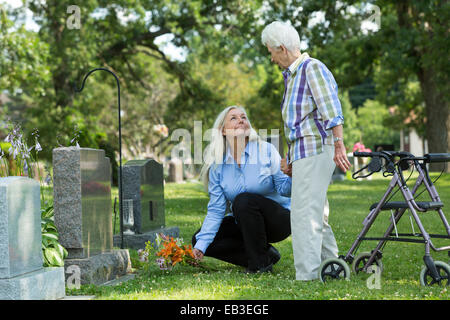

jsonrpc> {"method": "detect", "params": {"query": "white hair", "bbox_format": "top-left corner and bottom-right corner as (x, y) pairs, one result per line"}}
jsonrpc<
(261, 21), (301, 52)
(200, 106), (260, 190)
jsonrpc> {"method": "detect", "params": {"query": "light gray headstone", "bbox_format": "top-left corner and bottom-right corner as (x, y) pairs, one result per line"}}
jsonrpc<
(0, 267), (65, 300)
(0, 177), (65, 300)
(0, 177), (42, 279)
(168, 158), (183, 183)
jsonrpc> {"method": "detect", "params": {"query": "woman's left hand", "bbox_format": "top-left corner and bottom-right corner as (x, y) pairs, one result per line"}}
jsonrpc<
(334, 141), (351, 172)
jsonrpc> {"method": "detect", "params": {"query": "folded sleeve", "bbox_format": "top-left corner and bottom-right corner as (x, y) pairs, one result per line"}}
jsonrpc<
(306, 61), (344, 130)
(194, 166), (227, 253)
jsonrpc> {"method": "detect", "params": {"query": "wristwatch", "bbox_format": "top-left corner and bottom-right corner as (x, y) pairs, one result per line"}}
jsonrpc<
(333, 137), (343, 143)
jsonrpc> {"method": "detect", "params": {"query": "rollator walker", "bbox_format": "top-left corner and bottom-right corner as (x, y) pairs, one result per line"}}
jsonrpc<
(318, 151), (450, 286)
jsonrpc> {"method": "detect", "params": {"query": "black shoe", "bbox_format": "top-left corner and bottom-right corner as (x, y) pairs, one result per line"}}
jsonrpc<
(267, 245), (281, 266)
(243, 246), (280, 274)
(242, 263), (273, 274)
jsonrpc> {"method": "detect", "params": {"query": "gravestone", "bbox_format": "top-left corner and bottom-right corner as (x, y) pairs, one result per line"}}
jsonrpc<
(122, 159), (165, 233)
(332, 166), (346, 182)
(168, 158), (183, 182)
(29, 161), (46, 184)
(113, 159), (179, 249)
(53, 147), (131, 285)
(0, 177), (65, 300)
(352, 154), (372, 181)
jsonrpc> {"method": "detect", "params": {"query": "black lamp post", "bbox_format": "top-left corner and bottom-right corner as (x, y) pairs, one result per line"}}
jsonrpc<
(74, 68), (124, 249)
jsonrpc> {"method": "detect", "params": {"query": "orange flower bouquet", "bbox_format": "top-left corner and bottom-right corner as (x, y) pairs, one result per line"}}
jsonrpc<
(156, 235), (198, 268)
(138, 233), (212, 271)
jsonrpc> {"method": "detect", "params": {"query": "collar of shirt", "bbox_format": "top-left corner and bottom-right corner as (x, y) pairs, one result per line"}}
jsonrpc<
(282, 52), (310, 80)
(224, 140), (252, 164)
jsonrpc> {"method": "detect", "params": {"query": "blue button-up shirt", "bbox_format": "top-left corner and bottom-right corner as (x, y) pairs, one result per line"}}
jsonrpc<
(194, 140), (291, 253)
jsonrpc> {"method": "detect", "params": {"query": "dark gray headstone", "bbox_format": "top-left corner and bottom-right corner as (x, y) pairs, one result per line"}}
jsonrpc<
(122, 159), (165, 234)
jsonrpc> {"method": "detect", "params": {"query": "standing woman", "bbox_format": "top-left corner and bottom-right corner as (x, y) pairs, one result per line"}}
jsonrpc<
(192, 106), (292, 273)
(261, 21), (351, 280)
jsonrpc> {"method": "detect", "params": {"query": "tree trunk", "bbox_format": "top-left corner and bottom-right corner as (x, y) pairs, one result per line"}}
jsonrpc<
(418, 67), (449, 172)
(396, 1), (450, 172)
(448, 112), (450, 172)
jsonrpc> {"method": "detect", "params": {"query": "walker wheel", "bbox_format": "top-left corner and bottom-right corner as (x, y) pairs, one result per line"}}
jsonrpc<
(352, 252), (383, 274)
(319, 258), (351, 283)
(419, 261), (450, 286)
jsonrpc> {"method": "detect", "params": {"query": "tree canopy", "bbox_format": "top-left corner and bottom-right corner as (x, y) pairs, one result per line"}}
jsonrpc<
(0, 0), (448, 171)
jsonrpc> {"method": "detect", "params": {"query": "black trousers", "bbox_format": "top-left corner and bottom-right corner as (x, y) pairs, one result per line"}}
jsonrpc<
(192, 192), (291, 270)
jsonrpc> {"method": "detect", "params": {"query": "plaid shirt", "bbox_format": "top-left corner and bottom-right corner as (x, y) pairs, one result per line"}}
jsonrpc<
(281, 53), (344, 163)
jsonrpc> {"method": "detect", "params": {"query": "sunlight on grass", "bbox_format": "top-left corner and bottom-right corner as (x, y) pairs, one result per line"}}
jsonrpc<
(67, 174), (450, 300)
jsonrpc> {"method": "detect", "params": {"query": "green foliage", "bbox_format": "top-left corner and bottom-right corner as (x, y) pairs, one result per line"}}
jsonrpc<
(1, 0), (448, 164)
(0, 5), (51, 97)
(1, 0), (269, 162)
(245, 62), (286, 132)
(377, 80), (425, 138)
(357, 99), (400, 151)
(0, 123), (37, 178)
(367, 1), (448, 154)
(339, 91), (361, 151)
(264, 0), (449, 154)
(41, 205), (68, 267)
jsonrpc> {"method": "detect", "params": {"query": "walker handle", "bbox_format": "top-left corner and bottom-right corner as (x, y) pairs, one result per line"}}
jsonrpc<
(424, 153), (450, 163)
(353, 152), (376, 157)
(352, 152), (383, 179)
(353, 151), (388, 160)
(354, 151), (407, 162)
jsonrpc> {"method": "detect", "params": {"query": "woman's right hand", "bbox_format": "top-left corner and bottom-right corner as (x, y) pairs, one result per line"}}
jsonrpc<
(193, 248), (204, 261)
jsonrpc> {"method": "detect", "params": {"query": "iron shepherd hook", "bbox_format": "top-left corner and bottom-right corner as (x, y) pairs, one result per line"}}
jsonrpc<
(74, 68), (125, 249)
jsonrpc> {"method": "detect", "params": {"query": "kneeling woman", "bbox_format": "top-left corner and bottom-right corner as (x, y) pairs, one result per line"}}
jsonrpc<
(192, 106), (291, 273)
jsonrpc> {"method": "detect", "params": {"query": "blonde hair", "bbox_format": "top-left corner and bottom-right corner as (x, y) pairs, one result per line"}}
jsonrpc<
(200, 106), (259, 190)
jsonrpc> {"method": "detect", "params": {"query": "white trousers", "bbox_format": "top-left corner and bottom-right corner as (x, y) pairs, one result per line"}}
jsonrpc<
(291, 145), (339, 280)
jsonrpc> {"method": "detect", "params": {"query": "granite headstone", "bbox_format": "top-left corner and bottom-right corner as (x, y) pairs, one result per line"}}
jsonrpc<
(53, 147), (131, 285)
(122, 159), (165, 233)
(168, 158), (183, 183)
(0, 177), (65, 300)
(53, 147), (113, 258)
(113, 159), (179, 249)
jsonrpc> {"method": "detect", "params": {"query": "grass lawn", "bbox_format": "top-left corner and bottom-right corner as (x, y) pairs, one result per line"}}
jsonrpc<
(66, 172), (450, 300)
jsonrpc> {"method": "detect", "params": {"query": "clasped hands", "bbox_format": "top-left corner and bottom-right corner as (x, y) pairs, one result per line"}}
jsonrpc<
(280, 156), (292, 177)
(280, 146), (351, 177)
